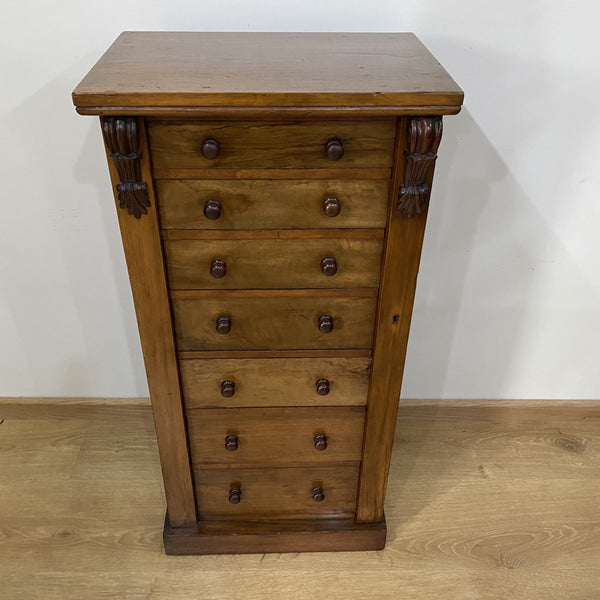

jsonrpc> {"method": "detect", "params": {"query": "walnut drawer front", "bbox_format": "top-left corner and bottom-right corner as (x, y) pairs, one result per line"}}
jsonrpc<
(156, 179), (389, 230)
(147, 120), (396, 170)
(163, 235), (383, 290)
(171, 293), (377, 351)
(186, 407), (365, 467)
(194, 465), (359, 521)
(180, 357), (370, 408)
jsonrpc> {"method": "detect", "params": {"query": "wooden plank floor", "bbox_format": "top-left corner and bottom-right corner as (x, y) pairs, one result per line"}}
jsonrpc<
(1, 399), (599, 600)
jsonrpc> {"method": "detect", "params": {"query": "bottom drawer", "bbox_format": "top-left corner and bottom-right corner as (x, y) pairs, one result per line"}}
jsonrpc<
(194, 466), (359, 520)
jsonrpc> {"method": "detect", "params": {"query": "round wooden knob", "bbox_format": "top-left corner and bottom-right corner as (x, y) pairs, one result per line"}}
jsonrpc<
(323, 197), (341, 217)
(325, 138), (344, 161)
(318, 315), (334, 334)
(316, 379), (330, 396)
(320, 257), (337, 277)
(216, 316), (231, 335)
(201, 138), (220, 159)
(210, 259), (227, 279)
(314, 433), (328, 451)
(312, 486), (325, 502)
(225, 434), (238, 451)
(203, 199), (222, 220)
(221, 380), (236, 398)
(229, 487), (241, 504)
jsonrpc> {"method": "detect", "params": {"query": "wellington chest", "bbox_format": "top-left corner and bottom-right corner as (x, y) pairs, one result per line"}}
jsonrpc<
(72, 31), (463, 554)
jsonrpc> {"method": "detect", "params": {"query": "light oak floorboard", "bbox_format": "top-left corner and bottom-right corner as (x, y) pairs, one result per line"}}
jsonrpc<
(1, 400), (599, 600)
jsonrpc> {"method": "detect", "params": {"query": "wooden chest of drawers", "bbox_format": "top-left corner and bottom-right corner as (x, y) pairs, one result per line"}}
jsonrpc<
(72, 32), (463, 554)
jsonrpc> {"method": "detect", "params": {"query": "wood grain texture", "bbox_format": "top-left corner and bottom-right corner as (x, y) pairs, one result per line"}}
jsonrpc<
(186, 406), (365, 467)
(3, 400), (600, 598)
(162, 229), (384, 240)
(72, 32), (464, 110)
(170, 288), (378, 298)
(179, 356), (370, 408)
(0, 418), (85, 485)
(147, 120), (396, 170)
(152, 167), (391, 180)
(155, 179), (389, 230)
(4, 397), (599, 415)
(163, 236), (383, 290)
(178, 349), (371, 359)
(102, 117), (196, 527)
(357, 117), (435, 522)
(171, 294), (377, 351)
(77, 105), (463, 117)
(193, 465), (359, 520)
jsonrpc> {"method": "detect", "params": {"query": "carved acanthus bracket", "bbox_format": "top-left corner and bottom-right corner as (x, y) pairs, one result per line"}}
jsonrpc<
(101, 117), (151, 219)
(397, 116), (443, 218)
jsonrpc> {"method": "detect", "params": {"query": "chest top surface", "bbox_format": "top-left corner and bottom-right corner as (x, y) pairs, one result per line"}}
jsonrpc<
(72, 31), (463, 112)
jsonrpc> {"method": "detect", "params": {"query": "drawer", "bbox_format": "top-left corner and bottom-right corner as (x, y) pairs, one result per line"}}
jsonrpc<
(163, 234), (383, 290)
(187, 407), (365, 467)
(180, 357), (371, 408)
(194, 466), (359, 520)
(171, 292), (377, 351)
(147, 120), (396, 170)
(156, 179), (389, 230)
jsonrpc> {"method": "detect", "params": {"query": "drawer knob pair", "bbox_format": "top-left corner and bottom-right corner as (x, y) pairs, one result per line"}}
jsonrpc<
(228, 486), (324, 504)
(212, 257), (334, 278)
(217, 315), (332, 334)
(205, 197), (340, 220)
(222, 379), (326, 397)
(203, 137), (342, 161)
(224, 433), (326, 452)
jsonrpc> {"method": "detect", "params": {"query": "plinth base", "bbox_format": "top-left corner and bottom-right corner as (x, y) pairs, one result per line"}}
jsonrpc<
(163, 513), (386, 555)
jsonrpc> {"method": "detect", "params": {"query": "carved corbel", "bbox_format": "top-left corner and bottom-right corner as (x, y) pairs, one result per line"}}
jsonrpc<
(397, 116), (443, 218)
(101, 117), (151, 219)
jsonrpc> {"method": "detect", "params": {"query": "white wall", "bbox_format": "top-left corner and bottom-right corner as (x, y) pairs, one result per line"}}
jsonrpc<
(1, 1), (599, 399)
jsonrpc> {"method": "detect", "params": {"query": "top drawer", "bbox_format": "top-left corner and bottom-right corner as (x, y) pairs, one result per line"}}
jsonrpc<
(147, 120), (396, 171)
